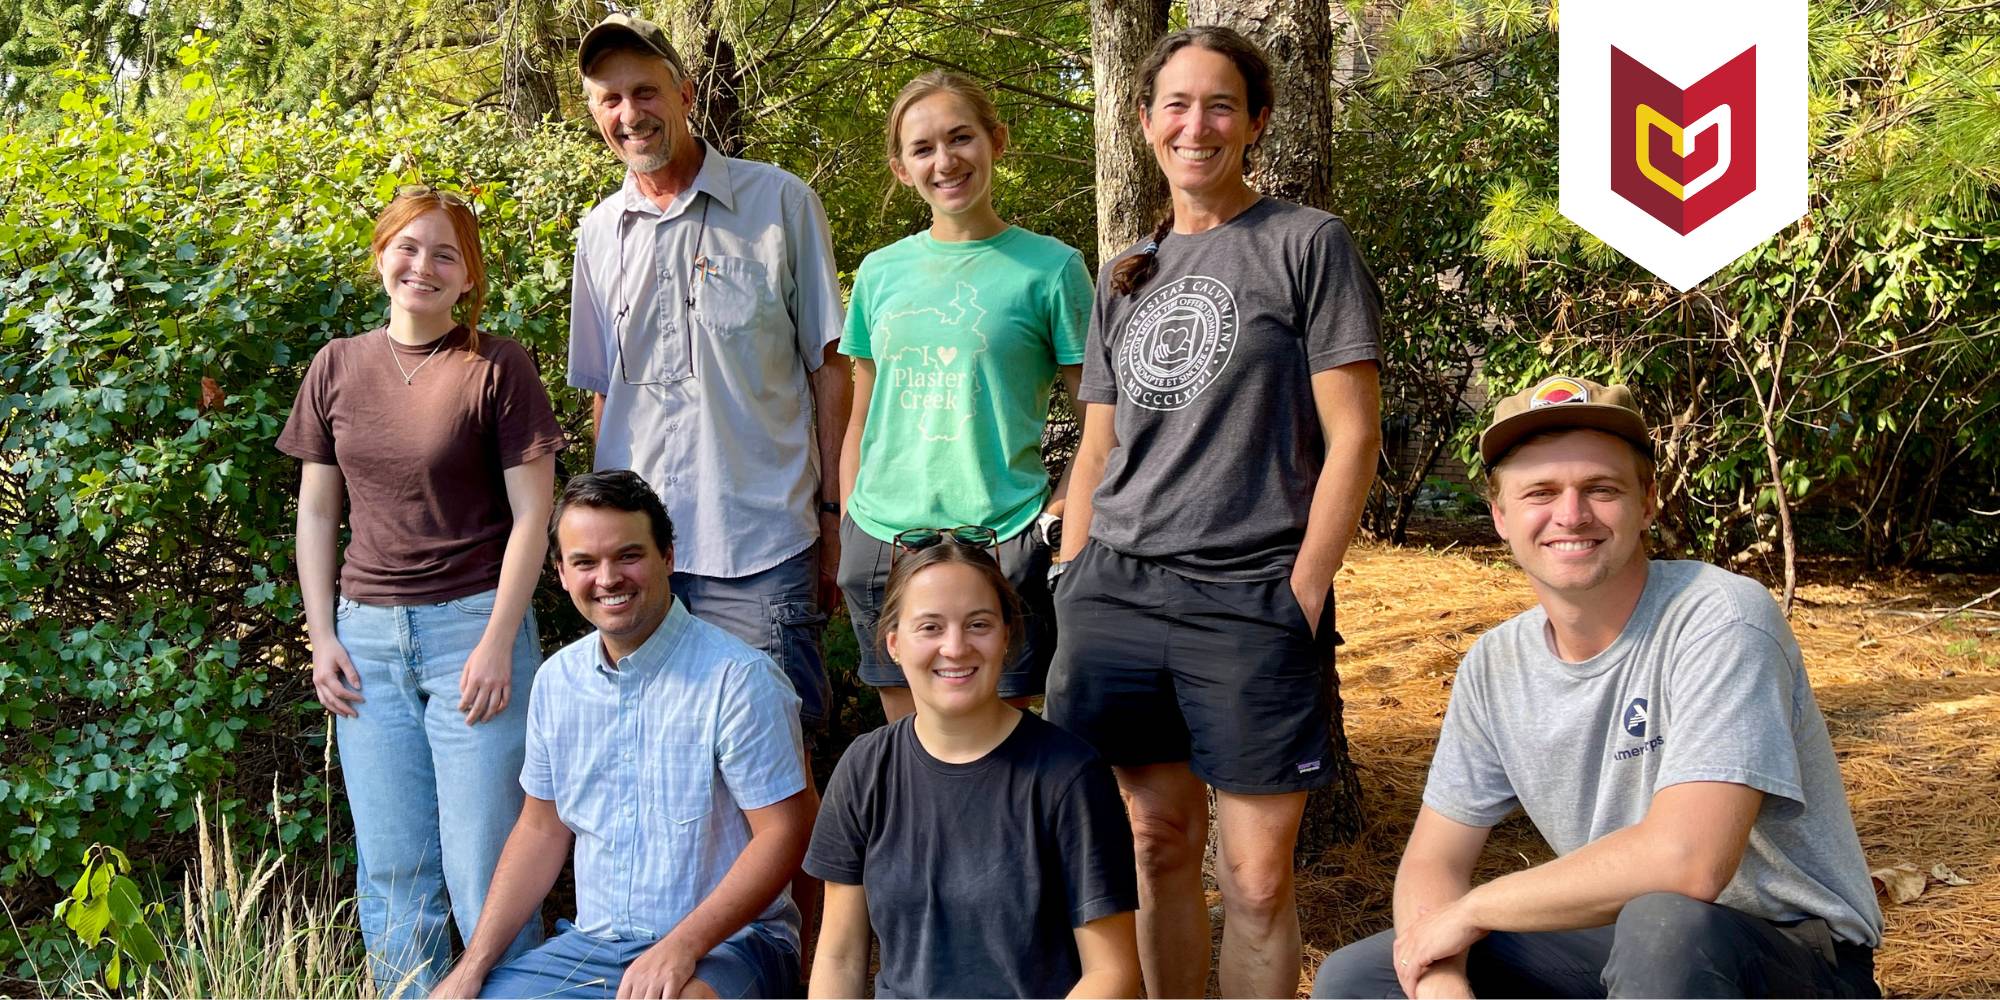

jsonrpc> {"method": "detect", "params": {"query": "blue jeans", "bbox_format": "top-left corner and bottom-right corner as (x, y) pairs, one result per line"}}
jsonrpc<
(478, 920), (799, 999)
(672, 546), (830, 730)
(333, 589), (545, 997)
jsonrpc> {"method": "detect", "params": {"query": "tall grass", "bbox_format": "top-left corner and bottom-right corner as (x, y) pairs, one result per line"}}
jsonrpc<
(146, 795), (379, 998)
(35, 791), (398, 998)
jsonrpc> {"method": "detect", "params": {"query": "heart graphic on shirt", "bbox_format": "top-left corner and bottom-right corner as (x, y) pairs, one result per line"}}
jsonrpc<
(937, 346), (959, 365)
(1121, 275), (1237, 411)
(1149, 316), (1201, 373)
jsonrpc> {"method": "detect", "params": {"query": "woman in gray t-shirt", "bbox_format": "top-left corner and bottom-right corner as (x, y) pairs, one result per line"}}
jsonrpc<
(1042, 25), (1383, 999)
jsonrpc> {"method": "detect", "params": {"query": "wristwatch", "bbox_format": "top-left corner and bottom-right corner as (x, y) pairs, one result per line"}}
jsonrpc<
(818, 500), (839, 515)
(1035, 511), (1063, 550)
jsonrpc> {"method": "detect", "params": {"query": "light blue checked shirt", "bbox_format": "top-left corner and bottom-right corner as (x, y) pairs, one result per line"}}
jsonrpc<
(522, 598), (807, 948)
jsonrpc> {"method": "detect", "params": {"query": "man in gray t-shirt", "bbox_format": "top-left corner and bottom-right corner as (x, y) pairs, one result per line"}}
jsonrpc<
(1315, 376), (1883, 999)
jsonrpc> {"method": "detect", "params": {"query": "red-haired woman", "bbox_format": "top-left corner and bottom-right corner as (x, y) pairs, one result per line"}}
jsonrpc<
(279, 188), (563, 996)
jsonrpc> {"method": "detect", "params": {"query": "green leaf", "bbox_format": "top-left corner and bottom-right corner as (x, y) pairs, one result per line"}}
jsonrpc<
(119, 920), (167, 967)
(65, 895), (112, 946)
(107, 875), (144, 924)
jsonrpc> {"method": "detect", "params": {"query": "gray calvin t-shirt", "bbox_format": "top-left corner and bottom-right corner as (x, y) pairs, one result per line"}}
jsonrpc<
(1079, 197), (1381, 582)
(1424, 560), (1884, 947)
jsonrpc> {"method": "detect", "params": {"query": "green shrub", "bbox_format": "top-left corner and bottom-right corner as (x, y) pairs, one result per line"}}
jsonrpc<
(0, 39), (613, 979)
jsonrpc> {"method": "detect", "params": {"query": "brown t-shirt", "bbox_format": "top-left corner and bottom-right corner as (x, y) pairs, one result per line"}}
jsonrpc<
(278, 326), (566, 604)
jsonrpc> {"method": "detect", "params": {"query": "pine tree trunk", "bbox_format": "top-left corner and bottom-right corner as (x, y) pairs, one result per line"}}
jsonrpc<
(499, 0), (561, 131)
(502, 52), (561, 130)
(1187, 0), (1364, 857)
(693, 28), (746, 158)
(1090, 0), (1170, 265)
(667, 0), (747, 158)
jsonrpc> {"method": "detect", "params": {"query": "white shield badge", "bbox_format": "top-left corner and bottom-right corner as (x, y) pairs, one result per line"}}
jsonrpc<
(1559, 0), (1807, 291)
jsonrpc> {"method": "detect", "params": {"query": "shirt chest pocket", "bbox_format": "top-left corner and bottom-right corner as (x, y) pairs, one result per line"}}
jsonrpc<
(649, 742), (716, 825)
(693, 255), (775, 335)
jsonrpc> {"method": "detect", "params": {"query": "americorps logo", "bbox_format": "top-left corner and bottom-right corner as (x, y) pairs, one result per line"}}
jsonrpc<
(1559, 0), (1806, 290)
(1613, 697), (1664, 761)
(1623, 698), (1650, 738)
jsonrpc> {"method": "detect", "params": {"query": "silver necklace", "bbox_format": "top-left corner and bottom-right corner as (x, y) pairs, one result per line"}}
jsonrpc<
(387, 331), (447, 385)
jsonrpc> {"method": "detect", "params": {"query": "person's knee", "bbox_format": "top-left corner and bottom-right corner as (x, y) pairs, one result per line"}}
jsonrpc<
(1617, 892), (1734, 942)
(1606, 892), (1745, 993)
(680, 977), (720, 999)
(1127, 804), (1203, 881)
(358, 844), (440, 887)
(1217, 850), (1294, 926)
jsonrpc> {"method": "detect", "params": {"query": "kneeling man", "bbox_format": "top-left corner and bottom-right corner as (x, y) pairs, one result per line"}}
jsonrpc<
(435, 470), (813, 999)
(1316, 377), (1882, 999)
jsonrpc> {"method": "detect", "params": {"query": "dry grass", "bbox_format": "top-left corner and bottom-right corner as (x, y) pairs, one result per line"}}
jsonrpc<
(143, 795), (384, 999)
(30, 792), (384, 999)
(1288, 537), (2000, 998)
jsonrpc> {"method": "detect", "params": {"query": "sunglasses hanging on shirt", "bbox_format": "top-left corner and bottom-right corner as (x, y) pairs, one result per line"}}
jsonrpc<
(615, 198), (712, 386)
(891, 525), (999, 554)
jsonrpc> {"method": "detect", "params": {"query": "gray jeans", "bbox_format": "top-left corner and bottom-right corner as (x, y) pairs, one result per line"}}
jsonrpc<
(672, 545), (830, 729)
(1313, 893), (1878, 999)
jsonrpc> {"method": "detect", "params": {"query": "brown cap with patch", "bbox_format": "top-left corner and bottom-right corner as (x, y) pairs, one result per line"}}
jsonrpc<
(1479, 375), (1652, 468)
(578, 12), (690, 80)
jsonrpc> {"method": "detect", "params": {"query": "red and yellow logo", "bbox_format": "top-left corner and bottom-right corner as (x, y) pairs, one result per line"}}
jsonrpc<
(1530, 377), (1590, 409)
(1610, 46), (1757, 235)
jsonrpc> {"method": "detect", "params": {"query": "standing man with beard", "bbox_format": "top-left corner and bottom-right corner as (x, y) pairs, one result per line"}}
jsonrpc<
(568, 13), (850, 753)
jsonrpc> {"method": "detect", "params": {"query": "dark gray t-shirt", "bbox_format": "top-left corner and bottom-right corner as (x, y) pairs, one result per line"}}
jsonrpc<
(1424, 560), (1884, 947)
(1079, 197), (1381, 581)
(803, 712), (1138, 998)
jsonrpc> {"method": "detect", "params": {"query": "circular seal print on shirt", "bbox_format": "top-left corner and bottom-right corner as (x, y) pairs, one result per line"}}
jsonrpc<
(1118, 275), (1239, 411)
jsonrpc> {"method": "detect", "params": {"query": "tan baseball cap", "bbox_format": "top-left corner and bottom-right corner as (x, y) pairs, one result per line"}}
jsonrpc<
(578, 12), (690, 79)
(1479, 375), (1653, 467)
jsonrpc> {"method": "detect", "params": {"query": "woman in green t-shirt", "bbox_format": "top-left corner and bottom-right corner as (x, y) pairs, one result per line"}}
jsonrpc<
(836, 71), (1092, 724)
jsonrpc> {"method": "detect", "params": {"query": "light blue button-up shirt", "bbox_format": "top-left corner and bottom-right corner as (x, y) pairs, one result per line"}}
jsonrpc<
(569, 144), (845, 578)
(522, 599), (807, 948)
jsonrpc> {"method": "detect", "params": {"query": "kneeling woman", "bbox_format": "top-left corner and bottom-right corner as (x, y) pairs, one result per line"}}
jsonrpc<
(806, 536), (1141, 999)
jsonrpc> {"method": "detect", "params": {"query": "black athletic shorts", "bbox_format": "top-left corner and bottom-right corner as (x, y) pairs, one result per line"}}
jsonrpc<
(1044, 541), (1339, 794)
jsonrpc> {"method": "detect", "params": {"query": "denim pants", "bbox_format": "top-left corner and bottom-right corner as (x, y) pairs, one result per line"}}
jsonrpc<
(478, 920), (799, 999)
(671, 546), (830, 730)
(334, 589), (545, 997)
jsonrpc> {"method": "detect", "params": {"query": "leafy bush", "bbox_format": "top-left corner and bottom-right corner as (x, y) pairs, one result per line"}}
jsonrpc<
(0, 37), (613, 979)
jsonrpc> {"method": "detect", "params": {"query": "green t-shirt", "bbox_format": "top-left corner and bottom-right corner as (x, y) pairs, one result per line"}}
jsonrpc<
(842, 226), (1091, 543)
